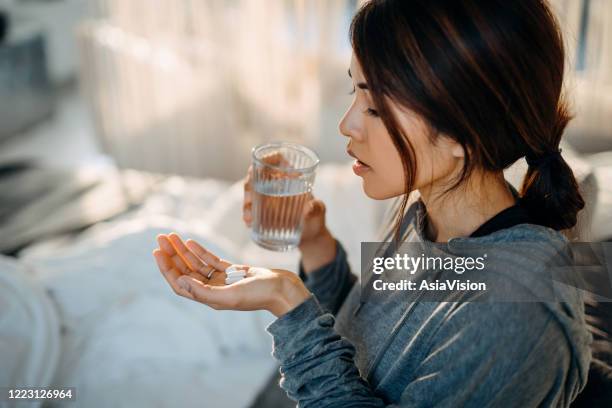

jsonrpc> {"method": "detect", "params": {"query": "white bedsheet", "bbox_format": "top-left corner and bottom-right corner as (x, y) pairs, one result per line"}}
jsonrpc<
(6, 163), (386, 408)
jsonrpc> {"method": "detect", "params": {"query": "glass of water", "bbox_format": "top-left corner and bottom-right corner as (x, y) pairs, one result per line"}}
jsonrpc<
(250, 142), (320, 251)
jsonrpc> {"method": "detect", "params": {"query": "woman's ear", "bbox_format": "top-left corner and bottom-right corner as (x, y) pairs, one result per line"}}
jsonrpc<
(450, 142), (465, 159)
(437, 132), (465, 159)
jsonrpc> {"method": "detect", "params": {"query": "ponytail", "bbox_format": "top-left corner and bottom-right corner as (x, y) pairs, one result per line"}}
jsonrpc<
(520, 113), (585, 231)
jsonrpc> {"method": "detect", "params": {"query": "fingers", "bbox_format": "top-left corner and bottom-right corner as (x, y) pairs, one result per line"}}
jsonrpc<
(153, 249), (194, 299)
(167, 233), (215, 278)
(312, 199), (326, 216)
(185, 239), (232, 272)
(304, 196), (326, 218)
(243, 197), (253, 227)
(303, 193), (314, 215)
(261, 152), (286, 166)
(243, 207), (252, 227)
(243, 193), (253, 225)
(157, 235), (192, 274)
(257, 152), (297, 179)
(244, 165), (253, 191)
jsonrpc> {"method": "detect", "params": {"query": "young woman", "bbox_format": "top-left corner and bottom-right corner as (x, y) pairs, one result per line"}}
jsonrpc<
(153, 0), (593, 406)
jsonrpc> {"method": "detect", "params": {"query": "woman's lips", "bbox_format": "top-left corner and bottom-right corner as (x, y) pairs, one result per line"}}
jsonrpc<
(346, 148), (371, 175)
(352, 159), (371, 175)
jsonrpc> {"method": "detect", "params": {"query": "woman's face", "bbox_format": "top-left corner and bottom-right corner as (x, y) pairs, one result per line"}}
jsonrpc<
(339, 55), (463, 200)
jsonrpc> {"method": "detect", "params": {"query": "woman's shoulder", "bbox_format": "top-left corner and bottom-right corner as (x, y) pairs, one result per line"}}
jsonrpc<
(455, 222), (571, 269)
(469, 221), (569, 244)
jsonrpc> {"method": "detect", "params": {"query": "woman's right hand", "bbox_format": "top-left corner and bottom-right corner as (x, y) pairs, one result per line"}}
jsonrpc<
(242, 152), (337, 272)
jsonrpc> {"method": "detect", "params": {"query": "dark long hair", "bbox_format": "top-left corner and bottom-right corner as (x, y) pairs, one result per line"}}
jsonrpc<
(350, 0), (585, 243)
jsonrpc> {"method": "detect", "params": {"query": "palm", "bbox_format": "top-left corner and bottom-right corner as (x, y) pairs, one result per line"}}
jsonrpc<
(200, 269), (227, 287)
(152, 232), (309, 316)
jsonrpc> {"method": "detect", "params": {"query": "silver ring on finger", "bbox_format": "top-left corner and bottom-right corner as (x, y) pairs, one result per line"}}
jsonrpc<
(198, 264), (214, 279)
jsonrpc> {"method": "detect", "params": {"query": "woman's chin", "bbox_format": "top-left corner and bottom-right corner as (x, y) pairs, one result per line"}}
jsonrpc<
(362, 178), (400, 200)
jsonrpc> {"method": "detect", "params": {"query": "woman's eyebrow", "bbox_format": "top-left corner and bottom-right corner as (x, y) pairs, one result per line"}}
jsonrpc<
(348, 68), (369, 90)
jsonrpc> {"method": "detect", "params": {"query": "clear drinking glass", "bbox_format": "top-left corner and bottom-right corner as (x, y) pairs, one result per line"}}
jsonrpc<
(250, 142), (320, 251)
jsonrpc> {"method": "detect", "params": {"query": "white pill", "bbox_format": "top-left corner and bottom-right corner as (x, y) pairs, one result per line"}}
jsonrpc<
(226, 270), (246, 278)
(225, 265), (242, 274)
(225, 276), (244, 285)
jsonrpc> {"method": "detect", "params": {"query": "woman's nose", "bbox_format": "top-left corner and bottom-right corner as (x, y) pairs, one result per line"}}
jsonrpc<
(338, 106), (363, 141)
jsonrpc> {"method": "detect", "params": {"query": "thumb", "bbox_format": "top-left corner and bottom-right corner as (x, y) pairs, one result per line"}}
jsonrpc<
(309, 199), (326, 217)
(303, 198), (326, 221)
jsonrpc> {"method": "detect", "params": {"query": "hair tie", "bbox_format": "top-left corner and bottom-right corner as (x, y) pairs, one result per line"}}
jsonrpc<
(525, 148), (562, 168)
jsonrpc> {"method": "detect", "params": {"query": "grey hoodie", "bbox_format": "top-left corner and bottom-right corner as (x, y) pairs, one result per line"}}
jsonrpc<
(265, 200), (592, 407)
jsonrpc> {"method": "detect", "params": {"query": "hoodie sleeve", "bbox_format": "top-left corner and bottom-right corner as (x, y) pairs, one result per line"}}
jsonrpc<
(266, 295), (387, 408)
(266, 298), (590, 408)
(297, 239), (356, 314)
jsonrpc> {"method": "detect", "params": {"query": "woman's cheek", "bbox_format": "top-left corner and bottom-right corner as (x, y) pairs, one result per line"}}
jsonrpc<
(362, 162), (405, 199)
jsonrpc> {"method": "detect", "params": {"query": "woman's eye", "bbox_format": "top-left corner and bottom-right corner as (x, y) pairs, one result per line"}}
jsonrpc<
(365, 108), (379, 117)
(348, 87), (356, 95)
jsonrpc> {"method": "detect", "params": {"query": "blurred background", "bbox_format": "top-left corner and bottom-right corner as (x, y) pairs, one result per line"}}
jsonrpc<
(0, 1), (611, 407)
(0, 0), (364, 179)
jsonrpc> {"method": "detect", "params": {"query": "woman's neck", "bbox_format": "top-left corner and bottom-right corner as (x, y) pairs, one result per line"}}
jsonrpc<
(419, 172), (517, 242)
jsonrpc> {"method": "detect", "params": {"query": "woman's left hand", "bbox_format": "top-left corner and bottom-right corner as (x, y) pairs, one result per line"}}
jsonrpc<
(153, 233), (312, 317)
